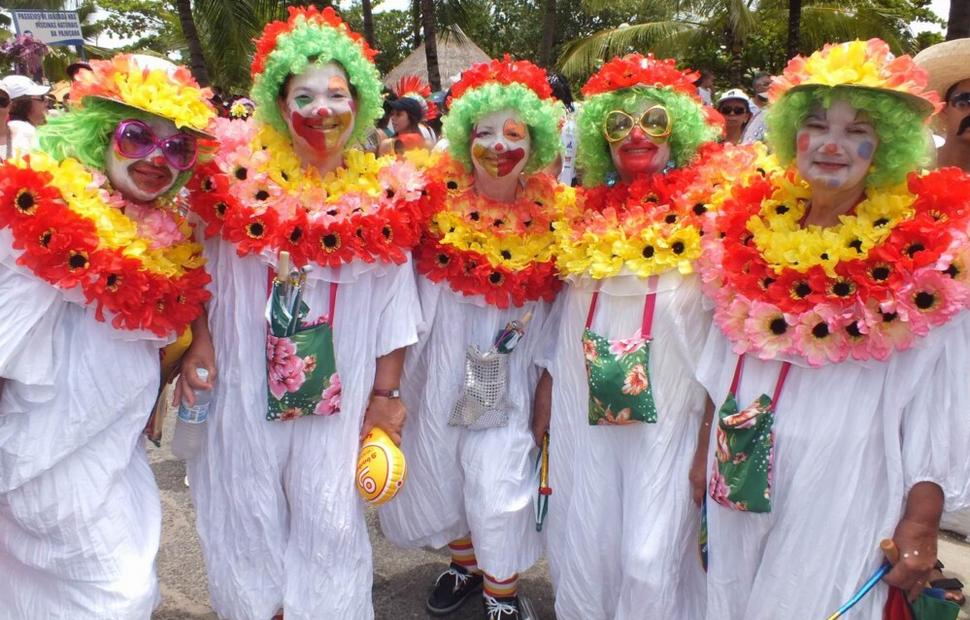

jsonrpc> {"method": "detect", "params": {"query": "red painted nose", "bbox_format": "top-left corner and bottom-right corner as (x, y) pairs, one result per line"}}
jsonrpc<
(821, 142), (839, 155)
(150, 155), (166, 167)
(494, 142), (506, 153)
(316, 107), (332, 118)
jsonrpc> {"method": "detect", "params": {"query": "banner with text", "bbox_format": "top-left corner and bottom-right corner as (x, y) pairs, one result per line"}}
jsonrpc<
(11, 10), (84, 47)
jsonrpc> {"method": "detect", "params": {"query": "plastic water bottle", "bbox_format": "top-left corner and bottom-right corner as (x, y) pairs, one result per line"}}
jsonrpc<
(171, 368), (211, 460)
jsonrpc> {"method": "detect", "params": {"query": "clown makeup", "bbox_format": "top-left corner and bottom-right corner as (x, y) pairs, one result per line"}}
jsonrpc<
(795, 99), (877, 193)
(608, 98), (672, 183)
(279, 62), (356, 163)
(105, 115), (182, 203)
(470, 109), (531, 179)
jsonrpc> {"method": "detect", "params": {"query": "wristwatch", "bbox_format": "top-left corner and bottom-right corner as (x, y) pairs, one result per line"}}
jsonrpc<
(372, 388), (401, 399)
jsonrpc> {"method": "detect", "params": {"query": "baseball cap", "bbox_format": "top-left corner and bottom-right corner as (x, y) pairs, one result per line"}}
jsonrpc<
(716, 88), (753, 111)
(1, 75), (50, 100)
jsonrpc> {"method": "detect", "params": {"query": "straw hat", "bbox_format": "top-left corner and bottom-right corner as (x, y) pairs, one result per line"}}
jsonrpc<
(913, 38), (970, 99)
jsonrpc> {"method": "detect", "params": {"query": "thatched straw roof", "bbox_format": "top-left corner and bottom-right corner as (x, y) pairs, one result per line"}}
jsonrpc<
(384, 28), (490, 90)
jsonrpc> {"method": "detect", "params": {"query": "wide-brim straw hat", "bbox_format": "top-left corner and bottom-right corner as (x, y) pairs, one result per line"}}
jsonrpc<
(913, 38), (970, 99)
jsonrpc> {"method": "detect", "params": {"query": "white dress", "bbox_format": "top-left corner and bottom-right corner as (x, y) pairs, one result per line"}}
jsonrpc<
(0, 231), (166, 619)
(378, 279), (549, 579)
(542, 270), (710, 620)
(186, 237), (420, 620)
(696, 312), (970, 619)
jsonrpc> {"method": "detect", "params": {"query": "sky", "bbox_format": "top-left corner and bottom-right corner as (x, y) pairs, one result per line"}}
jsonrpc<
(1, 0), (954, 49)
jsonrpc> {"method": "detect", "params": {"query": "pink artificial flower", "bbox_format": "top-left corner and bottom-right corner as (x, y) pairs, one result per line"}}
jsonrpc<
(314, 372), (342, 416)
(906, 268), (967, 327)
(266, 335), (306, 399)
(714, 296), (752, 351)
(125, 202), (185, 249)
(378, 160), (425, 202)
(744, 300), (795, 359)
(621, 363), (649, 395)
(793, 305), (848, 367)
(868, 297), (918, 355)
(609, 332), (645, 357)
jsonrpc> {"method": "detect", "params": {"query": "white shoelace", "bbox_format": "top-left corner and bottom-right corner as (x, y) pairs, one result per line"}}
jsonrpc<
(437, 568), (471, 593)
(483, 593), (518, 618)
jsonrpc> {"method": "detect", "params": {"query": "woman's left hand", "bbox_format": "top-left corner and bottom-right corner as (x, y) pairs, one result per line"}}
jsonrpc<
(361, 395), (406, 445)
(884, 482), (944, 600)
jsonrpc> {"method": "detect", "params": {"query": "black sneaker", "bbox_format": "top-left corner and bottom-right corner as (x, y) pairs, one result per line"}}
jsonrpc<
(483, 594), (520, 620)
(425, 563), (484, 616)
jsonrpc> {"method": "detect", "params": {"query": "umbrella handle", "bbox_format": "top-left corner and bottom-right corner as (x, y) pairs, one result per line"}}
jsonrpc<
(277, 251), (291, 280)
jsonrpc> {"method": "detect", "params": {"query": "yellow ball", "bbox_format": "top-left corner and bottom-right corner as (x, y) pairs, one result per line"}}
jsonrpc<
(356, 427), (407, 505)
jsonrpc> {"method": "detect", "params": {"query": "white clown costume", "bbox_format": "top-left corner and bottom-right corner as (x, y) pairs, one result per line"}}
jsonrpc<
(538, 54), (736, 620)
(0, 55), (216, 617)
(696, 40), (970, 619)
(378, 58), (571, 615)
(182, 8), (437, 620)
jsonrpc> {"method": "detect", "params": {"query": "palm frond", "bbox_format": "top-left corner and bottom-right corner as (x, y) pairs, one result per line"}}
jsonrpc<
(799, 4), (911, 53)
(557, 20), (698, 79)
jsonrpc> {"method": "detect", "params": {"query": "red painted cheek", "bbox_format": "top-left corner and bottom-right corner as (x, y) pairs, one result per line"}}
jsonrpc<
(797, 132), (810, 152)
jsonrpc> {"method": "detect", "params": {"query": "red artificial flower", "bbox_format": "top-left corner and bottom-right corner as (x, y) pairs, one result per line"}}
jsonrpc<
(307, 217), (358, 268)
(0, 164), (62, 229)
(581, 53), (701, 98)
(251, 6), (377, 79)
(277, 209), (312, 267)
(223, 204), (280, 257)
(448, 56), (554, 105)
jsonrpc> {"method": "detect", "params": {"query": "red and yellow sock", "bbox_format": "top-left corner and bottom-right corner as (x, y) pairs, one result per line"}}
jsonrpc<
(483, 572), (518, 599)
(448, 536), (480, 574)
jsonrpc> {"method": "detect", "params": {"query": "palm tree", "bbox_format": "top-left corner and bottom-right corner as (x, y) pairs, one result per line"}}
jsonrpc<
(539, 0), (558, 68)
(362, 0), (376, 49)
(558, 0), (922, 84)
(948, 0), (970, 40)
(420, 0), (442, 90)
(175, 0), (210, 86)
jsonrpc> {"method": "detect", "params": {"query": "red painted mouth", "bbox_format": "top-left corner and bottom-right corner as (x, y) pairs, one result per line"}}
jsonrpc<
(496, 148), (526, 176)
(291, 110), (348, 154)
(128, 161), (173, 195)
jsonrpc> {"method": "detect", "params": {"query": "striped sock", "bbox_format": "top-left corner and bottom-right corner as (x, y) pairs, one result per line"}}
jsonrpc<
(449, 537), (480, 574)
(483, 572), (518, 599)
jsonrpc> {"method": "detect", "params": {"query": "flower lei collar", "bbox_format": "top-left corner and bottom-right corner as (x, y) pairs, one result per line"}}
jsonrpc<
(189, 119), (442, 268)
(0, 153), (210, 337)
(699, 165), (970, 366)
(414, 154), (569, 308)
(555, 167), (703, 280)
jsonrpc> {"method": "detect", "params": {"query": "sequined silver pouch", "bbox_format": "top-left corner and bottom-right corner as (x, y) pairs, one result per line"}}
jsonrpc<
(448, 345), (510, 430)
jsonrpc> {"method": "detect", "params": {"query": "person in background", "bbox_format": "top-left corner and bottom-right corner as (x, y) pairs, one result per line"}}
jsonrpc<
(695, 69), (715, 106)
(715, 88), (753, 144)
(380, 96), (432, 155)
(1, 74), (49, 155)
(547, 71), (579, 185)
(0, 84), (12, 159)
(65, 61), (92, 81)
(741, 71), (771, 144)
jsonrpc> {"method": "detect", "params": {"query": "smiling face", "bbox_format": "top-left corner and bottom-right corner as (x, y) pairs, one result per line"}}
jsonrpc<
(608, 99), (672, 182)
(278, 62), (356, 160)
(795, 99), (878, 193)
(470, 108), (531, 179)
(105, 115), (181, 203)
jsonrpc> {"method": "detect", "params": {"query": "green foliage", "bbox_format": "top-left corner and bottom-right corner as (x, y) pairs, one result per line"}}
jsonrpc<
(341, 5), (413, 76)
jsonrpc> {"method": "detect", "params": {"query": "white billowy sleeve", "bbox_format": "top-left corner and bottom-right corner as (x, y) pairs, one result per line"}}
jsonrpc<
(376, 254), (422, 357)
(899, 313), (970, 513)
(0, 263), (62, 388)
(533, 288), (565, 371)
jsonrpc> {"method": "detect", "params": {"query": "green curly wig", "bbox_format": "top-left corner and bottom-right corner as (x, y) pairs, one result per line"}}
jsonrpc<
(251, 20), (383, 145)
(38, 98), (195, 193)
(577, 86), (721, 187)
(443, 82), (563, 174)
(766, 86), (931, 189)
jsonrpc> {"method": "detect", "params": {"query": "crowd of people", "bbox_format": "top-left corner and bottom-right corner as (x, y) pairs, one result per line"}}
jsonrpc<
(1, 7), (970, 620)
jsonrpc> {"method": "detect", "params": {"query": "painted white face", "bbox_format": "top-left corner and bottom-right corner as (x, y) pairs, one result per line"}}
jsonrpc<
(470, 109), (531, 179)
(279, 62), (356, 158)
(608, 99), (672, 181)
(795, 99), (878, 193)
(105, 115), (181, 202)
